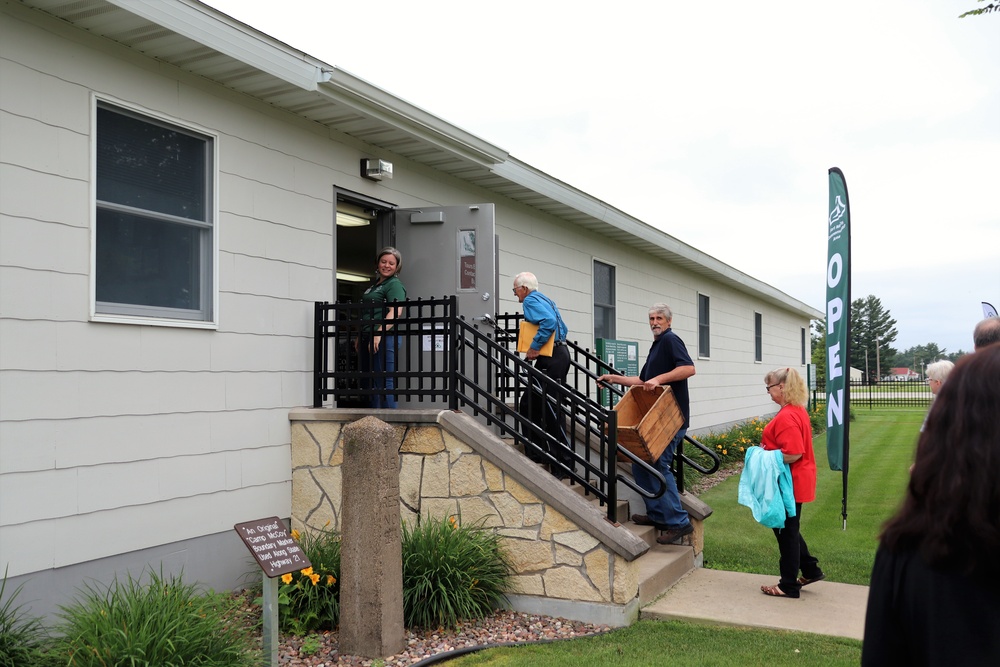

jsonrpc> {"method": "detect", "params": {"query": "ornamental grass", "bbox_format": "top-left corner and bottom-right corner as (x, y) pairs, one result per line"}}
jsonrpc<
(0, 568), (51, 667)
(50, 568), (257, 667)
(401, 514), (514, 630)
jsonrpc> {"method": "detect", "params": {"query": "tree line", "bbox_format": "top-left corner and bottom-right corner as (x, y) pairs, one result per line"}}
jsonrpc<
(810, 294), (970, 386)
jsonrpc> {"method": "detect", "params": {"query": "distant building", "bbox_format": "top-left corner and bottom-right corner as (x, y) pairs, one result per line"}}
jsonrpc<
(887, 367), (920, 381)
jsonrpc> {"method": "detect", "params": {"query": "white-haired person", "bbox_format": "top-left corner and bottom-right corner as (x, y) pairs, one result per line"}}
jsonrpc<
(921, 359), (954, 433)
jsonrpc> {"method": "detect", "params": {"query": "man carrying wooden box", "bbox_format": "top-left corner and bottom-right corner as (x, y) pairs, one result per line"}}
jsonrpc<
(599, 303), (695, 544)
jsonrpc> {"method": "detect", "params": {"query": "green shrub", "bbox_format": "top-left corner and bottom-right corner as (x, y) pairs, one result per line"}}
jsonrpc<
(271, 526), (341, 634)
(401, 515), (513, 630)
(51, 569), (257, 667)
(0, 569), (51, 667)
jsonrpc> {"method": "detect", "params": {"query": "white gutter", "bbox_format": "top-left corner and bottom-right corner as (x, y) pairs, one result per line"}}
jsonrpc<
(108, 0), (329, 91)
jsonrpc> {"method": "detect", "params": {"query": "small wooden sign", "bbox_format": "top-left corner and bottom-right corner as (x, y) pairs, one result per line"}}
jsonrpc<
(234, 516), (311, 578)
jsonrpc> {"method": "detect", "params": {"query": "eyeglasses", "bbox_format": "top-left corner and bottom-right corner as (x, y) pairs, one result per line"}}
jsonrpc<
(765, 383), (781, 393)
(512, 287), (521, 294)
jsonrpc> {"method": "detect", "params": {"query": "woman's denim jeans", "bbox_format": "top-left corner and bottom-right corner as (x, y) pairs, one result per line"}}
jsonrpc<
(359, 334), (397, 408)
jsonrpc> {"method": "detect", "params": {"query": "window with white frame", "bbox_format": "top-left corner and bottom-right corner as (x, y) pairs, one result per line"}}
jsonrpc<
(94, 102), (214, 322)
(593, 260), (616, 340)
(754, 312), (763, 362)
(698, 293), (710, 357)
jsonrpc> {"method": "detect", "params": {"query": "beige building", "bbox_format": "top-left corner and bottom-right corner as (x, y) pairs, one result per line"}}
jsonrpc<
(0, 0), (821, 619)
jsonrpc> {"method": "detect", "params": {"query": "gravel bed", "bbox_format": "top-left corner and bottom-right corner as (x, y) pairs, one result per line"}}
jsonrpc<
(265, 610), (610, 666)
(244, 464), (734, 665)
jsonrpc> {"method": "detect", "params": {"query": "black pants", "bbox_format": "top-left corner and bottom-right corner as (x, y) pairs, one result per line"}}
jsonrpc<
(772, 502), (823, 597)
(518, 345), (574, 470)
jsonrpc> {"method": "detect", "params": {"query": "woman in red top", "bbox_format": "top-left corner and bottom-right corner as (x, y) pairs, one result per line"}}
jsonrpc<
(759, 367), (825, 598)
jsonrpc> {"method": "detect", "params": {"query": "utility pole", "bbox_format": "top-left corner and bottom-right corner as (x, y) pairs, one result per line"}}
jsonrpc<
(875, 334), (881, 382)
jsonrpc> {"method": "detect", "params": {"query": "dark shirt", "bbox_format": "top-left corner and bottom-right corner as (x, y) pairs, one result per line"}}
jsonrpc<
(862, 544), (1000, 666)
(360, 275), (406, 332)
(639, 328), (694, 428)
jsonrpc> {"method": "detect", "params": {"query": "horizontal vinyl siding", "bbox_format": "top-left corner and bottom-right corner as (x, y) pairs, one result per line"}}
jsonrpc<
(0, 483), (289, 574)
(0, 11), (332, 577)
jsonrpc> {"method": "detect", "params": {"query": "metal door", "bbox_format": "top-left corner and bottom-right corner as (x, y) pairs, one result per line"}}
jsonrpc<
(392, 204), (496, 408)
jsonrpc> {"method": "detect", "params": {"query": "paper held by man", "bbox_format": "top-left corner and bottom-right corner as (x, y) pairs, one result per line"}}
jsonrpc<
(516, 321), (554, 356)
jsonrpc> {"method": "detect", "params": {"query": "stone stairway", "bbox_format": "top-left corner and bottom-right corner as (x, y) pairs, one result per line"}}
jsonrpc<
(501, 426), (711, 612)
(556, 475), (700, 607)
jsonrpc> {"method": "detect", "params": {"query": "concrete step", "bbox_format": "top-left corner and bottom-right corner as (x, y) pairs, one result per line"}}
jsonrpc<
(622, 522), (696, 606)
(635, 543), (696, 606)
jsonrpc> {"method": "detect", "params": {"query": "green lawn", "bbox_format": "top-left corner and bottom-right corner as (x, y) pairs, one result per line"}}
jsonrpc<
(447, 620), (862, 666)
(702, 407), (922, 585)
(443, 408), (922, 665)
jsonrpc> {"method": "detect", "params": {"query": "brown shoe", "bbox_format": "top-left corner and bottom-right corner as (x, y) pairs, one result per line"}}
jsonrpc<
(656, 523), (694, 545)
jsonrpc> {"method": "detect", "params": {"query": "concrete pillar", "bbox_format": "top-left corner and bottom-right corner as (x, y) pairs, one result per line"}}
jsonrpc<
(339, 416), (405, 658)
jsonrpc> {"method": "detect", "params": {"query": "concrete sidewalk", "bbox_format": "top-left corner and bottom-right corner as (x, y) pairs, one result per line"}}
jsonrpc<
(642, 568), (869, 640)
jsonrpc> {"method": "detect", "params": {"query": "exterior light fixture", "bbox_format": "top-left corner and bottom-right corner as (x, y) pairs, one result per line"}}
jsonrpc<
(361, 158), (393, 181)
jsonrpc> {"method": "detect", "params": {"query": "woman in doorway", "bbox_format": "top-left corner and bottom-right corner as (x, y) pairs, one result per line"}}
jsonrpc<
(359, 247), (406, 408)
(759, 367), (825, 598)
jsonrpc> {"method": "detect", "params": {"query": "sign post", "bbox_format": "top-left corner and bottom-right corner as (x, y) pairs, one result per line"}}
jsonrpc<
(235, 517), (312, 666)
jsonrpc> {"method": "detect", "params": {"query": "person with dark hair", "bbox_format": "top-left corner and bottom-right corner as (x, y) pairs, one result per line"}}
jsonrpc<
(973, 315), (1000, 351)
(598, 303), (695, 545)
(862, 344), (1000, 665)
(758, 367), (824, 598)
(358, 247), (406, 408)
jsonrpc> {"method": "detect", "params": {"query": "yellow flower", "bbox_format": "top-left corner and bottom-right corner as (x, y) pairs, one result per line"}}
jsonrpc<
(291, 529), (301, 541)
(740, 447), (745, 452)
(301, 567), (314, 576)
(449, 516), (458, 529)
(722, 450), (728, 456)
(309, 573), (321, 586)
(716, 445), (721, 450)
(327, 575), (336, 585)
(281, 573), (293, 584)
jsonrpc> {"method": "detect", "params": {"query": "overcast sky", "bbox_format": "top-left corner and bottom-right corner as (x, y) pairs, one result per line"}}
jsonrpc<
(204, 0), (999, 357)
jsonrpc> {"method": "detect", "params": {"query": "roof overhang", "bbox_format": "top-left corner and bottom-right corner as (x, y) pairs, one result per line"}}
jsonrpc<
(16, 0), (822, 319)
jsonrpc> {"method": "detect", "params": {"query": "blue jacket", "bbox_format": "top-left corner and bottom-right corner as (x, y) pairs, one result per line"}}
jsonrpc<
(738, 446), (796, 529)
(521, 291), (568, 350)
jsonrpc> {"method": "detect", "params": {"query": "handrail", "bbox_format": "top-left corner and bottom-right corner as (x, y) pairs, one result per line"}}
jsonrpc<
(492, 311), (720, 491)
(313, 299), (718, 518)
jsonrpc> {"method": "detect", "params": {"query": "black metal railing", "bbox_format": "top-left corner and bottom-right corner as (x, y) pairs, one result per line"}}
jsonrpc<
(313, 298), (719, 520)
(492, 312), (720, 491)
(810, 379), (933, 410)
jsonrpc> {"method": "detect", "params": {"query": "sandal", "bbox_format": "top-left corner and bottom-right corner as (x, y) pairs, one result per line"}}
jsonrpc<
(797, 573), (826, 586)
(760, 584), (798, 598)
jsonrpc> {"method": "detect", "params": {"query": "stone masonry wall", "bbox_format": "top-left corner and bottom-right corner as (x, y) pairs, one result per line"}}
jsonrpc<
(289, 418), (640, 608)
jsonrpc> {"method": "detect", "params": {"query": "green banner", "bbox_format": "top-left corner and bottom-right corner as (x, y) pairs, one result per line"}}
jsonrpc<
(826, 168), (851, 475)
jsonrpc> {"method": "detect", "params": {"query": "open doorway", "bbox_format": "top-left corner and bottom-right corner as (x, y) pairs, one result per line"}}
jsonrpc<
(334, 189), (394, 302)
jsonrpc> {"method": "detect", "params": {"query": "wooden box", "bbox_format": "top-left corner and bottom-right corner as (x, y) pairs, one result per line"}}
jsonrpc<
(613, 386), (684, 463)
